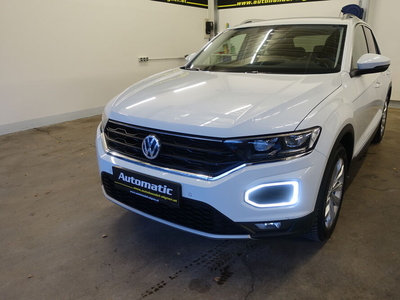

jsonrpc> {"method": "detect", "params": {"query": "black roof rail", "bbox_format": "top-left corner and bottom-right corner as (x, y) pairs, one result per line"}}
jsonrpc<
(240, 19), (266, 25)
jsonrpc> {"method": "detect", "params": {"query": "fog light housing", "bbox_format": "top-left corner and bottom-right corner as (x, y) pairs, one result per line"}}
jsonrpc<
(245, 181), (299, 208)
(255, 222), (282, 230)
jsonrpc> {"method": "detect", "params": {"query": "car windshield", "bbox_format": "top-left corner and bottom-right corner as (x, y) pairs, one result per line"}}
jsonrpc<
(189, 24), (347, 74)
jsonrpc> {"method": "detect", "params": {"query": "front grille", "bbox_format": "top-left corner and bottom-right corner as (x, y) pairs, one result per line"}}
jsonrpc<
(104, 119), (243, 177)
(102, 172), (249, 235)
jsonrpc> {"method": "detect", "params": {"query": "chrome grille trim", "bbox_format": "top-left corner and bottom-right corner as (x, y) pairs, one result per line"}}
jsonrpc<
(103, 119), (246, 179)
(101, 131), (247, 181)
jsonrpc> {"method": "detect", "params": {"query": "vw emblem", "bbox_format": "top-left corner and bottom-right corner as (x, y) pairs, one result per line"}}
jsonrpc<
(142, 135), (161, 160)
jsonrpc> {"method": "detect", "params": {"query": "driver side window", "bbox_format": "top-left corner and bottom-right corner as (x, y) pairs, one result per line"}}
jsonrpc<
(352, 25), (369, 70)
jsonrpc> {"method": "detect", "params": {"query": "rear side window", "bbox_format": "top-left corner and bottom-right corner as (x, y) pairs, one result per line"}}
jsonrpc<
(352, 25), (369, 69)
(363, 27), (380, 54)
(352, 25), (382, 69)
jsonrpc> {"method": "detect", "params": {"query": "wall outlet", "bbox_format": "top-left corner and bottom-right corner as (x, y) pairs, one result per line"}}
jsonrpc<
(138, 56), (149, 62)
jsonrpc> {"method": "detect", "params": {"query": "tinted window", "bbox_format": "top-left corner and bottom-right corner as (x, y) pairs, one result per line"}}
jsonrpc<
(190, 25), (347, 74)
(363, 27), (379, 54)
(352, 25), (369, 69)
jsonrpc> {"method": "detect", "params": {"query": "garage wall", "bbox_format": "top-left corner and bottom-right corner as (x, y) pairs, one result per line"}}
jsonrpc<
(368, 0), (400, 100)
(1, 0), (398, 135)
(218, 0), (358, 28)
(0, 0), (207, 134)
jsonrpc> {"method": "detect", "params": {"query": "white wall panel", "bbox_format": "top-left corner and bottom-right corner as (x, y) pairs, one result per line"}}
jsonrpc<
(1, 0), (397, 135)
(0, 0), (207, 134)
(368, 0), (399, 100)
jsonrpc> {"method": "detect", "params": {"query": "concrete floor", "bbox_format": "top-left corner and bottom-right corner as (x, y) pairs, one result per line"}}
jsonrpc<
(1, 109), (399, 300)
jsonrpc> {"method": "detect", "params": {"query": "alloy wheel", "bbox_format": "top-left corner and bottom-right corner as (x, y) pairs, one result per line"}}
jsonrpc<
(324, 157), (345, 229)
(380, 100), (389, 137)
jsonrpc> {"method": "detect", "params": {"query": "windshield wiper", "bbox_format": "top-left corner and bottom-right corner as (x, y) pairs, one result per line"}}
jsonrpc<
(202, 65), (216, 71)
(181, 66), (201, 71)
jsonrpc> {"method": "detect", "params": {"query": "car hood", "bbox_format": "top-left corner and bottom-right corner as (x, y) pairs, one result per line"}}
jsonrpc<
(108, 68), (341, 137)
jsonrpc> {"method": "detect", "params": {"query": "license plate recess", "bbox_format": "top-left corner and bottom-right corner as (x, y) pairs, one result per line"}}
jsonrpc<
(112, 167), (181, 207)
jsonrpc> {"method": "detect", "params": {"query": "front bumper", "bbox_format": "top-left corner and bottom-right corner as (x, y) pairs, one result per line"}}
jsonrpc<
(96, 124), (327, 239)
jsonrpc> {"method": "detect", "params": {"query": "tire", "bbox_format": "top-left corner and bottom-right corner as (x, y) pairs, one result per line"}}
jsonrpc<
(305, 144), (347, 242)
(372, 96), (389, 143)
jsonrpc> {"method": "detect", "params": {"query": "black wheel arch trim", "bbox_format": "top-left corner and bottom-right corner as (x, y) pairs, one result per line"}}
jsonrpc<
(332, 124), (354, 171)
(388, 83), (393, 100)
(315, 124), (354, 203)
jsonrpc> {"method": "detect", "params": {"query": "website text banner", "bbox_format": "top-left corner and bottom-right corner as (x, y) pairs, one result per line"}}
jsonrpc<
(218, 0), (326, 9)
(152, 0), (208, 9)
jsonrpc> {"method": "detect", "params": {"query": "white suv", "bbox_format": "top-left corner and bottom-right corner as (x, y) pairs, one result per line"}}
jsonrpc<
(96, 15), (391, 241)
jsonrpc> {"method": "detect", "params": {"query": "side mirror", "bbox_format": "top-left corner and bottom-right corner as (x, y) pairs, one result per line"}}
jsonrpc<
(351, 53), (390, 77)
(185, 53), (197, 62)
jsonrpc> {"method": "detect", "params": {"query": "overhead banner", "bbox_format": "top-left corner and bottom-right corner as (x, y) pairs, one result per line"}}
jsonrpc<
(218, 0), (326, 9)
(152, 0), (325, 9)
(152, 0), (208, 9)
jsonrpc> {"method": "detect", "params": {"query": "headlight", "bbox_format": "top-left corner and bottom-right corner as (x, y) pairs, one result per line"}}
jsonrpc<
(224, 127), (321, 163)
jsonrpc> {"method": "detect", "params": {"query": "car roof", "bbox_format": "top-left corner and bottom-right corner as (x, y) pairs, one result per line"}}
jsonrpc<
(234, 15), (365, 29)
